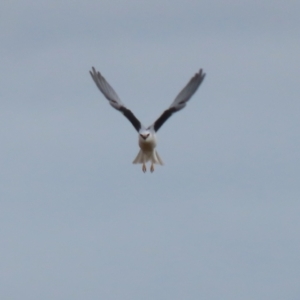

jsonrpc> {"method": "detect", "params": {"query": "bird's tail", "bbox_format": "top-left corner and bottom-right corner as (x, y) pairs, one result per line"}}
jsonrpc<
(132, 150), (163, 165)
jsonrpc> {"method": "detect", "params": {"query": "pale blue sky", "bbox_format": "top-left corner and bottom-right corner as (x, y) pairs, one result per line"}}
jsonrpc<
(1, 1), (300, 299)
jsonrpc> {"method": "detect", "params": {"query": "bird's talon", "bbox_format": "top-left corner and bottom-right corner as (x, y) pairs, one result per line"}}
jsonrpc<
(142, 164), (146, 173)
(150, 164), (154, 173)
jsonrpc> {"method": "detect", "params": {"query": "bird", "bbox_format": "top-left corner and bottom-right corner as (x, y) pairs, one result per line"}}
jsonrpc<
(89, 67), (206, 172)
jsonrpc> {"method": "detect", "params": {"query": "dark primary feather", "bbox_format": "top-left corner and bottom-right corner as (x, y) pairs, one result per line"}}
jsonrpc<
(119, 107), (141, 132)
(152, 107), (177, 132)
(153, 69), (205, 132)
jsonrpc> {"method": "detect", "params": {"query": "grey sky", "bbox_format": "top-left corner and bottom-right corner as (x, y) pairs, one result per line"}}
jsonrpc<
(1, 1), (300, 299)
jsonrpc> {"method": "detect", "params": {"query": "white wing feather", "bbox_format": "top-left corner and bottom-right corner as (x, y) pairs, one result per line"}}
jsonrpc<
(89, 67), (124, 110)
(90, 67), (142, 132)
(169, 69), (205, 112)
(151, 69), (205, 132)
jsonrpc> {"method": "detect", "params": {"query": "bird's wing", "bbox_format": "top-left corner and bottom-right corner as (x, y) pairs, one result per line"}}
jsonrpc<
(151, 69), (206, 132)
(90, 67), (141, 132)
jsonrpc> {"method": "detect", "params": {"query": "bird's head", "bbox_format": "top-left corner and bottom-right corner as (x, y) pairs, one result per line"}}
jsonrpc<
(139, 130), (151, 140)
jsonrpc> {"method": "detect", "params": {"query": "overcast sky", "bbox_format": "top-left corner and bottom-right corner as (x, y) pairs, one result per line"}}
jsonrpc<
(1, 1), (300, 299)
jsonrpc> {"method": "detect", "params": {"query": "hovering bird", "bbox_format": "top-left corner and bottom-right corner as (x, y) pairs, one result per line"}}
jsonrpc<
(89, 67), (205, 172)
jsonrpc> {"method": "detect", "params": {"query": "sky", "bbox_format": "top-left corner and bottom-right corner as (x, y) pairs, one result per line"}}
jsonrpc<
(1, 1), (300, 299)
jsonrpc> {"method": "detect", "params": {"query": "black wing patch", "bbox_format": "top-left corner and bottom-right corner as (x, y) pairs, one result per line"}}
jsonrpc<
(153, 107), (177, 132)
(119, 106), (141, 132)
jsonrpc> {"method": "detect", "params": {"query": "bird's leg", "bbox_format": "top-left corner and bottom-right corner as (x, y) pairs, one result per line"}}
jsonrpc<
(150, 163), (154, 173)
(142, 163), (146, 173)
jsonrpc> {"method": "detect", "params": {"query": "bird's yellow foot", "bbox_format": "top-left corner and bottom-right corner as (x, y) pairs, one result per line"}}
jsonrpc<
(150, 164), (154, 173)
(142, 164), (146, 173)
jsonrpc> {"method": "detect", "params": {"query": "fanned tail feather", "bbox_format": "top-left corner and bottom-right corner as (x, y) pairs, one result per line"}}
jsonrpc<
(154, 150), (163, 165)
(133, 150), (163, 165)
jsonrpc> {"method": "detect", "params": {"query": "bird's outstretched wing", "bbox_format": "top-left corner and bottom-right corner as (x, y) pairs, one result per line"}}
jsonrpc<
(151, 69), (206, 132)
(90, 67), (141, 132)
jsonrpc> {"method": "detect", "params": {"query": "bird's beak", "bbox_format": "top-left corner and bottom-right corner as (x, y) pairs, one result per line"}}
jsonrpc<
(140, 134), (149, 140)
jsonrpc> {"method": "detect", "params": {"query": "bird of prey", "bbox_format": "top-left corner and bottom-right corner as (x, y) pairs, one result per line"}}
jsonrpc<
(89, 67), (205, 172)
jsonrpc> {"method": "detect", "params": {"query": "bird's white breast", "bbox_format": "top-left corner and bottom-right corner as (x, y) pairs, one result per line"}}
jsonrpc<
(138, 134), (157, 152)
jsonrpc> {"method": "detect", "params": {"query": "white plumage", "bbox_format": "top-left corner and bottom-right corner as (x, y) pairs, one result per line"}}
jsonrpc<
(89, 67), (205, 172)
